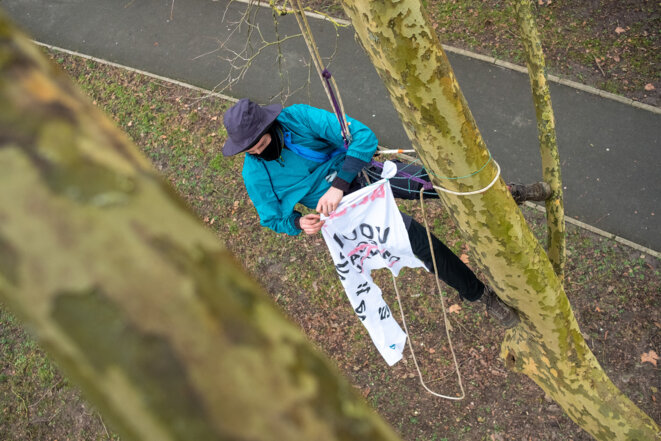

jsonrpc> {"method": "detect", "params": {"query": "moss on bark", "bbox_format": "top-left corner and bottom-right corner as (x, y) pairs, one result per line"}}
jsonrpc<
(341, 1), (659, 439)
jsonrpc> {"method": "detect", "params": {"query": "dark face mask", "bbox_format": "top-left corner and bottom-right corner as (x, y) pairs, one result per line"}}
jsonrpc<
(256, 124), (283, 161)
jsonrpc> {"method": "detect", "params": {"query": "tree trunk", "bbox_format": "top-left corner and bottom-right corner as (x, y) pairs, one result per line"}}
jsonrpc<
(339, 1), (659, 440)
(0, 11), (402, 441)
(511, 0), (566, 281)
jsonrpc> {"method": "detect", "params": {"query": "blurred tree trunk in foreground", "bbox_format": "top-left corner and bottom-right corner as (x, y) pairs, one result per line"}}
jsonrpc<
(339, 1), (658, 440)
(0, 11), (402, 441)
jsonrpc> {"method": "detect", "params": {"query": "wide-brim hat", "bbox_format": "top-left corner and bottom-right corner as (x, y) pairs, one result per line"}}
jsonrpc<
(222, 98), (283, 156)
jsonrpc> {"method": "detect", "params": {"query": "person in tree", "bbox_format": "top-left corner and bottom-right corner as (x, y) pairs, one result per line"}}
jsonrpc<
(222, 99), (551, 328)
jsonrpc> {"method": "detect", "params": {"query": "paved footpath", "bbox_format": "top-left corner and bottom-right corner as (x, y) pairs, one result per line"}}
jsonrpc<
(3, 0), (660, 253)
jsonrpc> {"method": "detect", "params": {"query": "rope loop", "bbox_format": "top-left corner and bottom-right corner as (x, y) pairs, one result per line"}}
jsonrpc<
(431, 160), (500, 196)
(388, 186), (467, 400)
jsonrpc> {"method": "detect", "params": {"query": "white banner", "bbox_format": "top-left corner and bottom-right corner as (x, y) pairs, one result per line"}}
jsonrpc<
(321, 162), (426, 365)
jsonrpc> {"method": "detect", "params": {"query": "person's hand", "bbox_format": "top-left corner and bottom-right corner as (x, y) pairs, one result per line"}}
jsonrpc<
(316, 187), (344, 216)
(299, 213), (325, 235)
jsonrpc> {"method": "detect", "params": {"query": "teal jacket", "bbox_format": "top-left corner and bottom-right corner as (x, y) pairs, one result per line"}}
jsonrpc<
(242, 104), (378, 235)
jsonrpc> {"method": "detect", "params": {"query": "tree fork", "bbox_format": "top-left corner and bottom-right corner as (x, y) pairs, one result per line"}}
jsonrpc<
(0, 11), (403, 441)
(511, 0), (566, 281)
(339, 1), (659, 439)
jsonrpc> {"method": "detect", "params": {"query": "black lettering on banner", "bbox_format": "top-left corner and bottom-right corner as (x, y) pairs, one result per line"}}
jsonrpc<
(333, 233), (345, 249)
(379, 305), (391, 320)
(375, 226), (390, 244)
(360, 223), (374, 239)
(335, 260), (349, 281)
(388, 256), (401, 266)
(355, 282), (371, 296)
(342, 229), (358, 241)
(349, 253), (363, 272)
(355, 300), (366, 321)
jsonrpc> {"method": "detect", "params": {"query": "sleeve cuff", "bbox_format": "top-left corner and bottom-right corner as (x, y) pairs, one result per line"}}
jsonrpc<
(331, 176), (351, 193)
(293, 211), (302, 230)
(337, 155), (371, 183)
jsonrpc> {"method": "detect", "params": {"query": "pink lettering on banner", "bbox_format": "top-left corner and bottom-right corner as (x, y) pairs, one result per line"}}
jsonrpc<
(370, 183), (386, 201)
(346, 241), (398, 273)
(351, 243), (379, 273)
(324, 183), (387, 224)
(326, 207), (348, 220)
(356, 194), (370, 207)
(347, 242), (377, 258)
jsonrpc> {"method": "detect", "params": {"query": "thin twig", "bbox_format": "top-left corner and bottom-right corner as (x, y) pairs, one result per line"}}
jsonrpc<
(98, 411), (112, 439)
(29, 378), (63, 409)
(11, 386), (29, 419)
(594, 56), (606, 77)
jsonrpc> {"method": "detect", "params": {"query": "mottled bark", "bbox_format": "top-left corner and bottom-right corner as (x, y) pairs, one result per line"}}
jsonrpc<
(340, 1), (659, 440)
(511, 0), (566, 281)
(0, 11), (402, 441)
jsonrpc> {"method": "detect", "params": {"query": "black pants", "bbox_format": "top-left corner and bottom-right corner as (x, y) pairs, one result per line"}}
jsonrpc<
(355, 161), (485, 301)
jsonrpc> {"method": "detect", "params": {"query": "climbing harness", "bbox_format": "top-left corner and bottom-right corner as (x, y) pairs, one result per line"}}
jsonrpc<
(290, 1), (501, 400)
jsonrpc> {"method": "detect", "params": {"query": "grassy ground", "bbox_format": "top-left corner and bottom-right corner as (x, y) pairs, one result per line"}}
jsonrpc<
(306, 0), (660, 107)
(1, 50), (659, 441)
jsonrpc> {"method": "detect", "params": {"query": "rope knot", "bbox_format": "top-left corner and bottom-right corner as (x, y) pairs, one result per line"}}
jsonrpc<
(322, 68), (332, 79)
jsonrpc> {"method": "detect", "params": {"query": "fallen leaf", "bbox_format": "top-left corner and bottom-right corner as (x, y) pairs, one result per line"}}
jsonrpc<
(641, 350), (659, 366)
(460, 254), (470, 264)
(644, 83), (656, 91)
(615, 26), (626, 34)
(448, 304), (462, 314)
(428, 348), (436, 354)
(595, 306), (602, 312)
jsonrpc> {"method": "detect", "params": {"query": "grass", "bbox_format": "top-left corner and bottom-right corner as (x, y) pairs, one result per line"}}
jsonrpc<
(310, 0), (660, 105)
(1, 48), (659, 441)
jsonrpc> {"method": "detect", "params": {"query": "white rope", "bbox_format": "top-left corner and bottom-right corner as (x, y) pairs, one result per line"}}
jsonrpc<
(387, 161), (499, 398)
(378, 149), (416, 154)
(392, 278), (465, 400)
(388, 184), (467, 400)
(431, 160), (501, 196)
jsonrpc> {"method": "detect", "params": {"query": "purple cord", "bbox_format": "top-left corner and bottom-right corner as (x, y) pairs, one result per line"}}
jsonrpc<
(369, 160), (434, 190)
(322, 68), (350, 145)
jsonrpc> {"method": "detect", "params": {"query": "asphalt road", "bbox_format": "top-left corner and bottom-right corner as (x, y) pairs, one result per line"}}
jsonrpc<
(3, 0), (660, 251)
